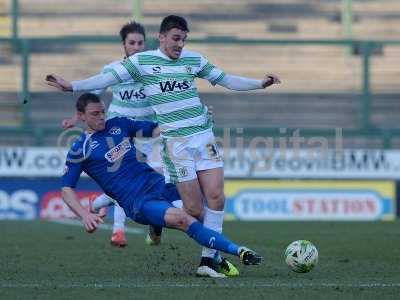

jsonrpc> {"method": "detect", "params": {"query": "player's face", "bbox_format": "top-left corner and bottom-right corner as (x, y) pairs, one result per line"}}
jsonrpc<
(123, 33), (145, 57)
(159, 28), (187, 59)
(80, 102), (106, 132)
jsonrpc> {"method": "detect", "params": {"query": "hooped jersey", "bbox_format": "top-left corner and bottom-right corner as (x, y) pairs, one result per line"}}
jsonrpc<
(94, 59), (156, 121)
(109, 49), (226, 138)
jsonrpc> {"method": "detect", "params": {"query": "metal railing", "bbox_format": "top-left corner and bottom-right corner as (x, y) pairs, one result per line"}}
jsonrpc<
(2, 37), (398, 144)
(1, 32), (400, 147)
(2, 0), (400, 147)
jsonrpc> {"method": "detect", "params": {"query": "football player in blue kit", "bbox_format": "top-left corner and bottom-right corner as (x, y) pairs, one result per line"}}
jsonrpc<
(61, 93), (262, 274)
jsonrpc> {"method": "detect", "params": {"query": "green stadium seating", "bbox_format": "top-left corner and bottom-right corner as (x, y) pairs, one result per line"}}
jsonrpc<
(1, 0), (400, 146)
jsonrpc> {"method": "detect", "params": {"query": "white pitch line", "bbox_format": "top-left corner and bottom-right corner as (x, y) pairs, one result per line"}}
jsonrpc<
(2, 282), (400, 289)
(49, 219), (144, 235)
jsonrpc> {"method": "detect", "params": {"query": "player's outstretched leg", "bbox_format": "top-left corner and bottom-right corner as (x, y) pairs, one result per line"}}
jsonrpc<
(90, 193), (113, 217)
(111, 203), (127, 247)
(90, 193), (127, 247)
(160, 206), (262, 277)
(186, 221), (262, 266)
(141, 202), (262, 277)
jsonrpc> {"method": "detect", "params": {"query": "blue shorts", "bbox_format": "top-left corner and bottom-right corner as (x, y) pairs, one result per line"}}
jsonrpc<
(135, 200), (173, 227)
(132, 183), (180, 227)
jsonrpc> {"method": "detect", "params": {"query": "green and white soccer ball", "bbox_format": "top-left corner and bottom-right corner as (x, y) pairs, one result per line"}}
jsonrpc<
(284, 240), (318, 273)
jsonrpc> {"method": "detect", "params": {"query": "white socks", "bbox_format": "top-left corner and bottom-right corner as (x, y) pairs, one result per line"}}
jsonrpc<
(201, 207), (224, 258)
(113, 203), (126, 233)
(91, 193), (126, 233)
(92, 193), (114, 210)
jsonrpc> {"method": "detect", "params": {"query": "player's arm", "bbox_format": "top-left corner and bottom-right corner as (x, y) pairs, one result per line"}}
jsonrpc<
(46, 72), (118, 93)
(132, 120), (160, 138)
(196, 54), (280, 91)
(46, 56), (140, 93)
(217, 73), (281, 90)
(124, 118), (159, 138)
(61, 187), (103, 232)
(91, 65), (112, 95)
(61, 142), (103, 232)
(61, 112), (79, 130)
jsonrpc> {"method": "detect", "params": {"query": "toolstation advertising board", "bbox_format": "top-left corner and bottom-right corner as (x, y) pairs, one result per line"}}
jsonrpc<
(0, 178), (396, 221)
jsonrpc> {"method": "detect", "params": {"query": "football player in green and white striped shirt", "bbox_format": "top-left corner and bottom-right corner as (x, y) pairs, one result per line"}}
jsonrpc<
(46, 15), (280, 278)
(61, 22), (162, 248)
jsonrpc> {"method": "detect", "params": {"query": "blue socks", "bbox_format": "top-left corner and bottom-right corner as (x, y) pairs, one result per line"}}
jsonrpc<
(186, 221), (239, 256)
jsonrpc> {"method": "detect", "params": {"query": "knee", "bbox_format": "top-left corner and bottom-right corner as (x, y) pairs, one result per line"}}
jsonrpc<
(206, 190), (225, 210)
(207, 187), (225, 203)
(173, 212), (192, 231)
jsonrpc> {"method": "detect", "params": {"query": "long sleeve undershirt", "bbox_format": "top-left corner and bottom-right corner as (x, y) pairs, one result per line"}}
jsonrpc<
(216, 74), (263, 90)
(71, 72), (264, 92)
(71, 73), (120, 92)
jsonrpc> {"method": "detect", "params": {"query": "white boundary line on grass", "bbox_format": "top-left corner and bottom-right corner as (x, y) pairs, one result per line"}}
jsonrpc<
(49, 219), (144, 235)
(2, 282), (400, 289)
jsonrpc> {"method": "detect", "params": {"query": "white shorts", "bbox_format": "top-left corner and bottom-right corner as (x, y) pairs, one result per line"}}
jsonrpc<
(161, 130), (223, 183)
(134, 137), (162, 170)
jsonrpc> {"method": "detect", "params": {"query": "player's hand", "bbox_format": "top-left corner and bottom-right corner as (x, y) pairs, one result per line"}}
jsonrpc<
(152, 126), (161, 138)
(87, 197), (107, 219)
(206, 105), (215, 124)
(45, 74), (73, 92)
(97, 208), (107, 219)
(61, 118), (78, 130)
(207, 105), (214, 117)
(82, 212), (104, 233)
(262, 74), (281, 88)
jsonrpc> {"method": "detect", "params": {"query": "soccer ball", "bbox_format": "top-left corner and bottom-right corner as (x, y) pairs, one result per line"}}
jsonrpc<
(284, 240), (318, 273)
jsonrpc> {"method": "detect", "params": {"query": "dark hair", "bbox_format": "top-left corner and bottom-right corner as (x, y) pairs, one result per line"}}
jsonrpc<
(76, 93), (101, 113)
(120, 21), (146, 42)
(159, 15), (189, 34)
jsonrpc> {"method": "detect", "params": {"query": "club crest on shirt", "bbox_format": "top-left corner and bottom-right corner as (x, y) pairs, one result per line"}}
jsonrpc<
(185, 65), (192, 73)
(109, 127), (121, 135)
(105, 139), (131, 162)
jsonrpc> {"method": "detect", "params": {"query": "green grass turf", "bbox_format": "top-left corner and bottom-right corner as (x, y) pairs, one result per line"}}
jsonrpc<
(1, 220), (400, 299)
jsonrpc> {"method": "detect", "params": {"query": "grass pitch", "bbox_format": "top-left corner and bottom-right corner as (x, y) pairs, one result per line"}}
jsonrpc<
(1, 220), (400, 299)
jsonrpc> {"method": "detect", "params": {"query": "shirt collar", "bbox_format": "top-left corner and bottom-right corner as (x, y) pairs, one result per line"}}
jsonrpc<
(157, 48), (182, 61)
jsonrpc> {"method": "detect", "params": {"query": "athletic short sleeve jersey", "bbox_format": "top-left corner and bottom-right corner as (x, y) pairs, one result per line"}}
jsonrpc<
(61, 117), (164, 219)
(110, 49), (226, 138)
(92, 59), (156, 121)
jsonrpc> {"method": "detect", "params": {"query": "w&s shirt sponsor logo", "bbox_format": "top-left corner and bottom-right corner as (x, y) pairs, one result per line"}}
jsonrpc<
(159, 80), (191, 93)
(118, 88), (146, 101)
(105, 139), (131, 163)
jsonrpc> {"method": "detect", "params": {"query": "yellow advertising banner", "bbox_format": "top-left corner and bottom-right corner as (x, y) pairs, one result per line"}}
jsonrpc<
(224, 180), (396, 221)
